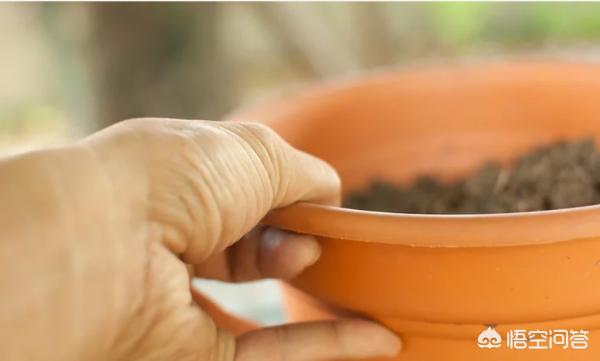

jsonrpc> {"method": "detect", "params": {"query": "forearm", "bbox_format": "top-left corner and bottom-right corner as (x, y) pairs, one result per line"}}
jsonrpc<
(0, 145), (142, 361)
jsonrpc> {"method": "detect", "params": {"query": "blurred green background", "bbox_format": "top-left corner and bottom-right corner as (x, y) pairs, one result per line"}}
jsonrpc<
(2, 1), (600, 153)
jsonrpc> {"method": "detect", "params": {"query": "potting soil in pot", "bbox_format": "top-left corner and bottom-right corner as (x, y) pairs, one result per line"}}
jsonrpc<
(344, 138), (600, 214)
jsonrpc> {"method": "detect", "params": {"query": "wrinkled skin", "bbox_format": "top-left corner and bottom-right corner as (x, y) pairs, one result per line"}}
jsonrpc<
(0, 118), (400, 361)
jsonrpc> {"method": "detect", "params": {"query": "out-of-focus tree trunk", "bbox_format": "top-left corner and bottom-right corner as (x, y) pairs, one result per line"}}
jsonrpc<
(90, 3), (233, 129)
(251, 3), (362, 78)
(350, 3), (397, 67)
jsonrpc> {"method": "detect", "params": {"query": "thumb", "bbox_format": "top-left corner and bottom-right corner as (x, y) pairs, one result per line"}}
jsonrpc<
(234, 320), (401, 361)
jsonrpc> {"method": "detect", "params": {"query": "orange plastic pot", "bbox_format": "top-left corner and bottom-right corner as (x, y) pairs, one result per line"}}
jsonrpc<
(229, 62), (600, 360)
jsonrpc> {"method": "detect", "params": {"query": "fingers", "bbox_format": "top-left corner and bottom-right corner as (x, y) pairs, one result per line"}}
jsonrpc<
(195, 227), (321, 282)
(235, 319), (401, 361)
(169, 120), (340, 263)
(87, 118), (340, 265)
(222, 121), (342, 208)
(281, 148), (342, 206)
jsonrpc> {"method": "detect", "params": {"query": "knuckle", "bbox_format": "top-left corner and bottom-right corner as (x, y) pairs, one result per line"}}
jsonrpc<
(226, 121), (289, 189)
(239, 122), (284, 148)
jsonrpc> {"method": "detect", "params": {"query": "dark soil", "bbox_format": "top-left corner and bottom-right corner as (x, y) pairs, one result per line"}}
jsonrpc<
(343, 138), (600, 214)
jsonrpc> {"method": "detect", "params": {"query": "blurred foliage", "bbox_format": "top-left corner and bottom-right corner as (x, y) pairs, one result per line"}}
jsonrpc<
(428, 3), (600, 48)
(2, 2), (600, 150)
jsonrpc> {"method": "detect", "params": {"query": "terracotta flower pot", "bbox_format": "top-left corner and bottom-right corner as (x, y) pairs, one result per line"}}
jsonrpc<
(229, 62), (600, 360)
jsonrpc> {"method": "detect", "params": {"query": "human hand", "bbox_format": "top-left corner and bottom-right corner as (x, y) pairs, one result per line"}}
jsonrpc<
(80, 118), (401, 361)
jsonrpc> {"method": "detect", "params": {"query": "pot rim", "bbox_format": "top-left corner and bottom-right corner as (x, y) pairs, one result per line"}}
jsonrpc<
(231, 60), (600, 248)
(263, 202), (600, 247)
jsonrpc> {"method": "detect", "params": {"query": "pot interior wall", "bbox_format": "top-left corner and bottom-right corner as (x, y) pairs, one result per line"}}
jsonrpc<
(264, 64), (600, 192)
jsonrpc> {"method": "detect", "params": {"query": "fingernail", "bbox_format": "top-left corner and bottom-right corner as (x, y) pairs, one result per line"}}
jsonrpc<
(377, 327), (402, 356)
(362, 324), (401, 357)
(260, 228), (321, 279)
(262, 227), (287, 250)
(341, 320), (402, 358)
(266, 228), (321, 261)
